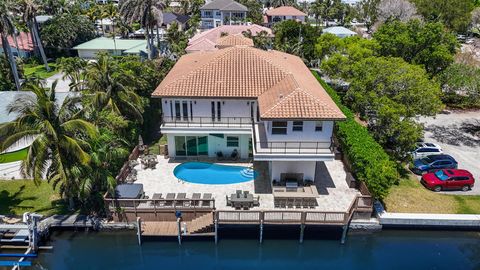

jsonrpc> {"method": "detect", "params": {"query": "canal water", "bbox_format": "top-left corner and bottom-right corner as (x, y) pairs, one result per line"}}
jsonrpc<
(26, 230), (480, 269)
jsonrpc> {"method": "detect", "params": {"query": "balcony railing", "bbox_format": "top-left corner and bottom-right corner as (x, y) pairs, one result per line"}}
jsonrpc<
(254, 141), (333, 155)
(161, 116), (253, 128)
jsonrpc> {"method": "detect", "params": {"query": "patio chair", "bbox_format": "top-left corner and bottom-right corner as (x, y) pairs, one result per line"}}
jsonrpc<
(201, 193), (212, 208)
(253, 196), (260, 207)
(236, 190), (242, 198)
(192, 193), (201, 206)
(226, 195), (232, 206)
(230, 149), (239, 161)
(216, 151), (225, 161)
(243, 191), (249, 198)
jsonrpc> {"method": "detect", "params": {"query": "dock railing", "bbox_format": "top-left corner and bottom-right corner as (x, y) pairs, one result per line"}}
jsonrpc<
(216, 210), (348, 225)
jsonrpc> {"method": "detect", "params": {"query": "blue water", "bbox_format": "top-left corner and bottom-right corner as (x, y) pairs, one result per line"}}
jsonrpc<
(30, 230), (480, 270)
(173, 162), (257, 184)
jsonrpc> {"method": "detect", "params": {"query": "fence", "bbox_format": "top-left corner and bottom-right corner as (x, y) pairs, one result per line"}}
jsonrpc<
(115, 145), (140, 182)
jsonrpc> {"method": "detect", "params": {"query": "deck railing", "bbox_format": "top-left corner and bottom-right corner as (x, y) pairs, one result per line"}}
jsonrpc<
(161, 115), (252, 128)
(216, 210), (349, 225)
(254, 141), (333, 155)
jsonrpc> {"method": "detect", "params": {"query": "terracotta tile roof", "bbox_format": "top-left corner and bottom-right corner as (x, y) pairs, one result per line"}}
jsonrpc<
(0, 32), (33, 51)
(152, 46), (345, 120)
(265, 6), (307, 17)
(185, 38), (218, 53)
(216, 34), (254, 48)
(186, 24), (272, 52)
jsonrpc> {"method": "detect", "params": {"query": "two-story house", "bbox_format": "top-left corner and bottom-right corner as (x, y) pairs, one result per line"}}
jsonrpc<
(199, 0), (248, 29)
(264, 6), (307, 27)
(152, 45), (345, 184)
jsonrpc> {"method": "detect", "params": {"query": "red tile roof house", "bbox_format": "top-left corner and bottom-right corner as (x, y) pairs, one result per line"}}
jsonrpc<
(186, 24), (273, 53)
(264, 6), (307, 27)
(152, 44), (346, 196)
(0, 32), (34, 58)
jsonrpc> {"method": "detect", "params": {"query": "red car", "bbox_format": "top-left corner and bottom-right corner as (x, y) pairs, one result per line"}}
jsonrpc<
(421, 169), (475, 192)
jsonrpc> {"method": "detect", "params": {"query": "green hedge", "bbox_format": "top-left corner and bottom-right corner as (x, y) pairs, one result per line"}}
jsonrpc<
(313, 72), (398, 199)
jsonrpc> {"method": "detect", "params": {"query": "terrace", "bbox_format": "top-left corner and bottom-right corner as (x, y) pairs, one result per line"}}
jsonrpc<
(105, 152), (370, 224)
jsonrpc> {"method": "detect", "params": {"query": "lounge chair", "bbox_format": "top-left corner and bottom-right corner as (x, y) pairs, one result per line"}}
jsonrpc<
(192, 193), (201, 206)
(177, 193), (187, 207)
(201, 193), (212, 208)
(165, 193), (175, 207)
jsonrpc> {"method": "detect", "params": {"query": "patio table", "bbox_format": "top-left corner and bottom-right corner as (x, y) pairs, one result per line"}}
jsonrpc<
(230, 194), (254, 209)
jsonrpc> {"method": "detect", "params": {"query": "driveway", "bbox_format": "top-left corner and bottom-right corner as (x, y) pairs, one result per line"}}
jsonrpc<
(417, 111), (480, 195)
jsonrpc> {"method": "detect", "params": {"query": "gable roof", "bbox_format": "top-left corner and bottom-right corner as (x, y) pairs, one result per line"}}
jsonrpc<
(163, 12), (190, 25)
(265, 6), (307, 17)
(73, 37), (147, 51)
(186, 24), (272, 52)
(322, 26), (357, 36)
(200, 0), (248, 11)
(216, 34), (254, 48)
(152, 46), (345, 120)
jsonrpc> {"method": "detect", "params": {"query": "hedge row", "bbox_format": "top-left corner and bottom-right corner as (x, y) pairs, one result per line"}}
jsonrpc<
(313, 72), (398, 199)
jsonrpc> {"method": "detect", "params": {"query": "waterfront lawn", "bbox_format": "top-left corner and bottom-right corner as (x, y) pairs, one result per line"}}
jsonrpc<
(0, 179), (68, 216)
(24, 63), (58, 79)
(384, 177), (480, 214)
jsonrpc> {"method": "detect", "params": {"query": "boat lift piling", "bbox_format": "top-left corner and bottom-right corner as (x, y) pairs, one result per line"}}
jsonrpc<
(136, 217), (142, 246)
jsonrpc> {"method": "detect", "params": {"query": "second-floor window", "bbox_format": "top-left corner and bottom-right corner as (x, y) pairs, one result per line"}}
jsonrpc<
(216, 11), (221, 16)
(292, 121), (303, 131)
(272, 121), (287, 135)
(204, 11), (212, 17)
(315, 121), (323, 132)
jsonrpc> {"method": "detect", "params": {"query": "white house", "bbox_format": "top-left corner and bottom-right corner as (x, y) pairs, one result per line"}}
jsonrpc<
(322, 26), (357, 38)
(199, 0), (248, 29)
(264, 6), (307, 27)
(73, 37), (148, 59)
(152, 45), (345, 183)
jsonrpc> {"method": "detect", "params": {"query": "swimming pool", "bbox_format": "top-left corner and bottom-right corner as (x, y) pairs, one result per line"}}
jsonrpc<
(173, 162), (257, 184)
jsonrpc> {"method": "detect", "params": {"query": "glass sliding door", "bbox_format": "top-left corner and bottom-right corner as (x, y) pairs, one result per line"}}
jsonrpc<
(186, 136), (198, 156)
(175, 136), (186, 156)
(197, 136), (208, 155)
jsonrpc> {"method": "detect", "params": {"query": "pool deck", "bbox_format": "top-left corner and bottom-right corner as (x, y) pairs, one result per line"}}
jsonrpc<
(134, 156), (359, 212)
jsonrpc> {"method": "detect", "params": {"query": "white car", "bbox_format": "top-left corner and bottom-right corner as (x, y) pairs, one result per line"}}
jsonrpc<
(411, 142), (443, 159)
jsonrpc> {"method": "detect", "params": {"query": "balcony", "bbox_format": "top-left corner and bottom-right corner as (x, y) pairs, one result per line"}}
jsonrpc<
(161, 115), (253, 134)
(252, 123), (334, 161)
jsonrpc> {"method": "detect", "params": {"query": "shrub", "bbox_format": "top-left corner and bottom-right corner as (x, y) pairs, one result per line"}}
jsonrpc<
(313, 71), (399, 199)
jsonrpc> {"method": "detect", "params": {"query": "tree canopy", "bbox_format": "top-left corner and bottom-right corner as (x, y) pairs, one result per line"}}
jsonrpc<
(411, 0), (474, 33)
(273, 20), (320, 64)
(436, 63), (480, 108)
(373, 19), (458, 75)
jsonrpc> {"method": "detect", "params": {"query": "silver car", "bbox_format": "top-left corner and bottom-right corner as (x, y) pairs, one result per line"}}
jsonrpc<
(411, 143), (443, 159)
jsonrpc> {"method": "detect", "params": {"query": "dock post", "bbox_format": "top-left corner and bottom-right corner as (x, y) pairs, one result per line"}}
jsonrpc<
(259, 220), (263, 244)
(340, 224), (348, 245)
(214, 219), (218, 245)
(177, 218), (182, 245)
(299, 224), (305, 244)
(136, 217), (142, 246)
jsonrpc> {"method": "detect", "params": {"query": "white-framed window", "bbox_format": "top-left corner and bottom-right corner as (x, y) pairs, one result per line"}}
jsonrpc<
(292, 121), (303, 131)
(204, 11), (212, 17)
(216, 11), (221, 16)
(226, 136), (239, 147)
(272, 121), (288, 135)
(315, 121), (323, 132)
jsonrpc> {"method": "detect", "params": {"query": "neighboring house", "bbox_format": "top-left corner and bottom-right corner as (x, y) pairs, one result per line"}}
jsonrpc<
(264, 6), (307, 27)
(186, 24), (273, 53)
(152, 45), (345, 183)
(200, 0), (248, 29)
(0, 32), (34, 58)
(73, 37), (147, 59)
(322, 26), (357, 38)
(163, 13), (190, 31)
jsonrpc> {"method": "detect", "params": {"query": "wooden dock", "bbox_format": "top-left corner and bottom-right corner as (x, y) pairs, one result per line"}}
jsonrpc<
(141, 212), (215, 237)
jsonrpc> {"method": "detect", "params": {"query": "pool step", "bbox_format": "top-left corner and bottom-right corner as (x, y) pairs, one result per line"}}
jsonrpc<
(240, 168), (255, 178)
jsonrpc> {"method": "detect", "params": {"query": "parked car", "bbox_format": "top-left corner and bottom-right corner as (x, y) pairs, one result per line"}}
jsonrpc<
(421, 169), (475, 192)
(411, 143), (443, 159)
(411, 154), (458, 175)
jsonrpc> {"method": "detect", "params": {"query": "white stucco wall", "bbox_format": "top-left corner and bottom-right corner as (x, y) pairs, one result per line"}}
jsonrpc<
(270, 160), (316, 182)
(77, 49), (123, 59)
(264, 120), (333, 142)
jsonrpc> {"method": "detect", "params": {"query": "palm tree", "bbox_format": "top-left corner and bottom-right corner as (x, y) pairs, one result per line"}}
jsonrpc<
(56, 57), (87, 91)
(268, 0), (295, 8)
(119, 0), (166, 59)
(0, 0), (21, 91)
(18, 0), (50, 71)
(84, 54), (144, 123)
(0, 82), (98, 208)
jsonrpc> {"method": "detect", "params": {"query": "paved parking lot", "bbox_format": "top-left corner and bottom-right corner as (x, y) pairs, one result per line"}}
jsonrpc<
(418, 111), (480, 195)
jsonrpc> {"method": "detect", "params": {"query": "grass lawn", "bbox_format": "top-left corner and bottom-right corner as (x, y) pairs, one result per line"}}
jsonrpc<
(384, 177), (480, 214)
(147, 135), (167, 155)
(24, 63), (58, 79)
(0, 147), (28, 163)
(0, 179), (69, 217)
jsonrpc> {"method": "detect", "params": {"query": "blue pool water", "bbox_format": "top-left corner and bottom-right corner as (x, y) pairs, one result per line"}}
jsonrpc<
(30, 230), (480, 270)
(173, 162), (257, 184)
